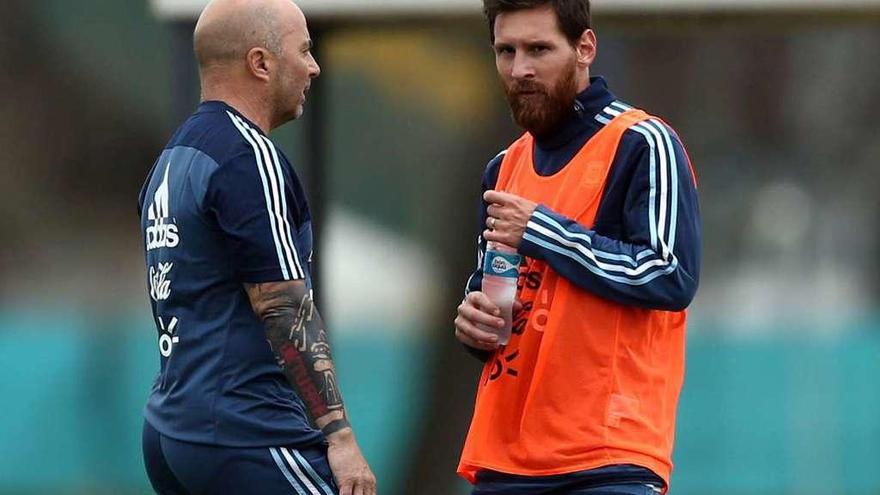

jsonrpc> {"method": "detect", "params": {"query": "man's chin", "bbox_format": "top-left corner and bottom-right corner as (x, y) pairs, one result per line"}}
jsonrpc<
(513, 112), (549, 135)
(287, 105), (305, 121)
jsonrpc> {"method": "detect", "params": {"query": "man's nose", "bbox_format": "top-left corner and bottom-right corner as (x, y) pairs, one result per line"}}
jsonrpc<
(309, 54), (321, 78)
(511, 53), (535, 80)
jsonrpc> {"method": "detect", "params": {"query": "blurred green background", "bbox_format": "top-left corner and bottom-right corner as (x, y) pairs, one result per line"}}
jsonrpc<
(1, 1), (879, 494)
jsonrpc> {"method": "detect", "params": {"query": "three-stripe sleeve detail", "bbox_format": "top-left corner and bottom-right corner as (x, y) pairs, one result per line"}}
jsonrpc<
(260, 135), (306, 278)
(596, 101), (680, 260)
(518, 100), (684, 285)
(523, 210), (678, 286)
(227, 111), (304, 280)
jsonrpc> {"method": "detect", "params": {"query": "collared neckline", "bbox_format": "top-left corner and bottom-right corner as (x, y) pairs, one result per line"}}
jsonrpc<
(197, 100), (267, 136)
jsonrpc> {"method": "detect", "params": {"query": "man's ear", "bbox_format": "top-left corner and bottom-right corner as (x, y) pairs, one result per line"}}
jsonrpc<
(246, 47), (272, 82)
(575, 29), (597, 68)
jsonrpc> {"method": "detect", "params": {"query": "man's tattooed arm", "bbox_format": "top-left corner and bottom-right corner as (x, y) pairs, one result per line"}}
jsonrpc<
(244, 280), (350, 436)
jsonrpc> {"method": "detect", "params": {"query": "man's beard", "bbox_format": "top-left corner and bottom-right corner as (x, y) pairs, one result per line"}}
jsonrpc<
(504, 59), (579, 139)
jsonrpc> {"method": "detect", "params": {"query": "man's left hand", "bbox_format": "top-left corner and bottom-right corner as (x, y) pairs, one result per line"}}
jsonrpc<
(326, 429), (377, 495)
(483, 190), (538, 249)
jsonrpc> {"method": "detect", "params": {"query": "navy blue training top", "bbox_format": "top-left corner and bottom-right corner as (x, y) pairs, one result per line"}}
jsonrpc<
(467, 76), (701, 311)
(138, 101), (323, 448)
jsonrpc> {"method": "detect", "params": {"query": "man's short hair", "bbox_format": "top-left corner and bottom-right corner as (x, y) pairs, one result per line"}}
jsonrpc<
(482, 0), (591, 45)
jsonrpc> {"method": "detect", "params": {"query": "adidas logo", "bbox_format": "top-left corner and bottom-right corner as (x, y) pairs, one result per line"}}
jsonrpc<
(146, 162), (179, 251)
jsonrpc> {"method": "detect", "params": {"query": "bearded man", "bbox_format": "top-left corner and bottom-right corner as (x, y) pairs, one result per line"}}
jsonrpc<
(453, 1), (701, 494)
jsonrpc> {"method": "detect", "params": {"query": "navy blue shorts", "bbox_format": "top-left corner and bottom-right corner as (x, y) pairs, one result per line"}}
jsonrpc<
(472, 465), (665, 495)
(143, 420), (338, 495)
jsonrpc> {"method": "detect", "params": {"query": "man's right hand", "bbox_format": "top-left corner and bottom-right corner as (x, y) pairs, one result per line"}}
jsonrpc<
(454, 291), (507, 351)
(326, 429), (376, 495)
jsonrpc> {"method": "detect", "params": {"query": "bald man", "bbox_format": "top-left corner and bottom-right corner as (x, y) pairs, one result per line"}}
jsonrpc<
(138, 1), (376, 494)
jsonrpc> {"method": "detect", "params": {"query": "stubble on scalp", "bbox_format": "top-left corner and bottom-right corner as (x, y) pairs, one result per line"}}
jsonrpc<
(193, 1), (285, 70)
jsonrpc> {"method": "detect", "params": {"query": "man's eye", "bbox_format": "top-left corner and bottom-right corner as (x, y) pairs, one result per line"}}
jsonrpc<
(495, 46), (514, 55)
(531, 46), (550, 54)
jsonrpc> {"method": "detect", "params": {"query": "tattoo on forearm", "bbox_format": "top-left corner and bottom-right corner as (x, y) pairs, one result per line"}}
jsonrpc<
(245, 282), (351, 434)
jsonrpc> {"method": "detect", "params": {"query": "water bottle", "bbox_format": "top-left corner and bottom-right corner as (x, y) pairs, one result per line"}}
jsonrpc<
(479, 241), (521, 345)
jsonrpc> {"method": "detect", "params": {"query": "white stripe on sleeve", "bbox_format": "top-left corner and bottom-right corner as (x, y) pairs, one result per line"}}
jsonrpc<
(227, 112), (293, 280)
(259, 134), (305, 278)
(600, 104), (677, 260)
(239, 121), (302, 279)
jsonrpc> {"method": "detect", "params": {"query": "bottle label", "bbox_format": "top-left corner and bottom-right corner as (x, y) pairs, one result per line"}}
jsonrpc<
(483, 250), (522, 278)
